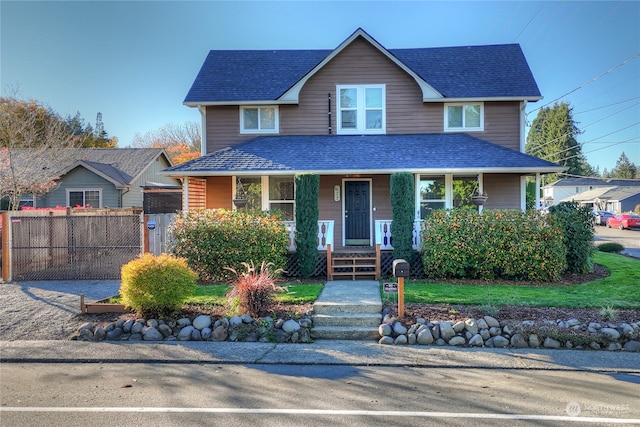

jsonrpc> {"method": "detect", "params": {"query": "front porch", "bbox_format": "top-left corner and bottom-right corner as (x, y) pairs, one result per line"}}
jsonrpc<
(284, 220), (423, 280)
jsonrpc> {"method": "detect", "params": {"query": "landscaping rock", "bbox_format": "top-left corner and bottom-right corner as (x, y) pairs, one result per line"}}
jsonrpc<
(600, 327), (621, 341)
(393, 322), (407, 336)
(468, 334), (484, 347)
(439, 322), (456, 340)
(193, 315), (212, 330)
(544, 337), (561, 349)
(416, 329), (434, 345)
(484, 316), (500, 328)
(379, 323), (392, 337)
(282, 319), (301, 333)
(448, 336), (466, 346)
(142, 327), (163, 341)
(623, 340), (640, 352)
(178, 325), (195, 341)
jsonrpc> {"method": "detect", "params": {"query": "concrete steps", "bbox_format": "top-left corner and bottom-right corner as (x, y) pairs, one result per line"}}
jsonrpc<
(310, 280), (382, 340)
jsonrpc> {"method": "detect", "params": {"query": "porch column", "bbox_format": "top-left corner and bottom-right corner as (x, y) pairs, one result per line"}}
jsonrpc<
(535, 173), (541, 210)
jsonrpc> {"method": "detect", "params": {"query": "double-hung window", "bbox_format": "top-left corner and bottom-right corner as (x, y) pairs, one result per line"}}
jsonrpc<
(240, 106), (279, 134)
(337, 85), (385, 134)
(67, 189), (101, 208)
(444, 102), (484, 132)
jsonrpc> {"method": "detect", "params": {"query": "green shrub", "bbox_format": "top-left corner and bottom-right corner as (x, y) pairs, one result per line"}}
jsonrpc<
(390, 172), (415, 261)
(548, 201), (596, 274)
(120, 253), (197, 316)
(421, 208), (566, 281)
(597, 242), (624, 253)
(171, 209), (289, 282)
(294, 173), (319, 278)
(226, 261), (285, 317)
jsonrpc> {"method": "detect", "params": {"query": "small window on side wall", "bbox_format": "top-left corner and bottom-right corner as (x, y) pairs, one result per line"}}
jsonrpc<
(240, 106), (279, 134)
(444, 103), (483, 132)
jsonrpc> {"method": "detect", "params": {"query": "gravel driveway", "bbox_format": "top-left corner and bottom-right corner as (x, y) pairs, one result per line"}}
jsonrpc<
(0, 281), (120, 341)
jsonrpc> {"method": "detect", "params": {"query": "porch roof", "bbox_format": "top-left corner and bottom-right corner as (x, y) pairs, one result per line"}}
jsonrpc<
(164, 134), (563, 176)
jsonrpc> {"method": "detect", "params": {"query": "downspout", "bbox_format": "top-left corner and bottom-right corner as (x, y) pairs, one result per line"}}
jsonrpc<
(521, 100), (528, 211)
(119, 187), (130, 208)
(328, 93), (332, 135)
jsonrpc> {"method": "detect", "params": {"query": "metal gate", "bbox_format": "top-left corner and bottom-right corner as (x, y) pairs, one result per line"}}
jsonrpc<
(9, 214), (142, 281)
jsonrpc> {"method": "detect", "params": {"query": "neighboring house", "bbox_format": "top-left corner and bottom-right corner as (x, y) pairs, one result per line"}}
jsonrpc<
(559, 186), (640, 213)
(30, 148), (180, 209)
(164, 28), (563, 256)
(542, 178), (640, 206)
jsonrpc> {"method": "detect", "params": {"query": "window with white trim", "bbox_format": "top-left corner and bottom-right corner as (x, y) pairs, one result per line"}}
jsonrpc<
(268, 176), (295, 220)
(444, 103), (484, 132)
(418, 176), (446, 218)
(240, 106), (279, 133)
(67, 189), (101, 208)
(337, 85), (385, 134)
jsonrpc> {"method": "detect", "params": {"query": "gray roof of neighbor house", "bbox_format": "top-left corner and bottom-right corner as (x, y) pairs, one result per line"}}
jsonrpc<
(545, 178), (640, 188)
(164, 134), (563, 176)
(23, 148), (171, 186)
(184, 28), (541, 104)
(560, 186), (640, 203)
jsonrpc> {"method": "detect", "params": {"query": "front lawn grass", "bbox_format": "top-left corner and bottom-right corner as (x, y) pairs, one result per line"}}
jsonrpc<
(399, 252), (639, 309)
(183, 283), (324, 306)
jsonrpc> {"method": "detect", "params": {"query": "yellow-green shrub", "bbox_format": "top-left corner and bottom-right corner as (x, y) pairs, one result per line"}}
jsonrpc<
(120, 253), (197, 316)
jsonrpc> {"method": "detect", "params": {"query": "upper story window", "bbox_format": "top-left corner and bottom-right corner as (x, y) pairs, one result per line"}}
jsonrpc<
(337, 85), (385, 134)
(444, 102), (484, 132)
(240, 106), (279, 134)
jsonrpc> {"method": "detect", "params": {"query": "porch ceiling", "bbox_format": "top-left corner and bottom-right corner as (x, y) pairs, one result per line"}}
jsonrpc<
(164, 133), (564, 176)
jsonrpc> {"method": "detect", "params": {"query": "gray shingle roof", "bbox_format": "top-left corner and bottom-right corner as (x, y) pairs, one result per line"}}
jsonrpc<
(24, 148), (167, 186)
(165, 134), (562, 175)
(184, 33), (540, 103)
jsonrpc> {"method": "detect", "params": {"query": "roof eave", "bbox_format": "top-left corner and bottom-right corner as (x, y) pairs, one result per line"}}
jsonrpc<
(424, 96), (543, 103)
(161, 166), (565, 177)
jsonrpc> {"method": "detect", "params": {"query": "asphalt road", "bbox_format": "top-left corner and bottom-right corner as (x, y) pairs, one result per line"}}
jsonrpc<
(1, 363), (639, 426)
(594, 224), (640, 258)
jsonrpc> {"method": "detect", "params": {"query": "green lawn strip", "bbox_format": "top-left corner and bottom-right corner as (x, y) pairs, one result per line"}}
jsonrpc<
(401, 252), (639, 309)
(184, 283), (323, 306)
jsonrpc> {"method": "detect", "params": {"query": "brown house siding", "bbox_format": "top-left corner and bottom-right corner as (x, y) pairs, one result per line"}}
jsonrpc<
(206, 176), (233, 209)
(203, 38), (523, 154)
(483, 174), (522, 210)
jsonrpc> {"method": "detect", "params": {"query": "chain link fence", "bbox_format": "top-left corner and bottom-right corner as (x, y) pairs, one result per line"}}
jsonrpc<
(10, 214), (141, 281)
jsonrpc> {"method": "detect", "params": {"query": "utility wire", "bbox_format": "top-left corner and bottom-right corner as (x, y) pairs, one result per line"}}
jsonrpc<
(528, 52), (640, 116)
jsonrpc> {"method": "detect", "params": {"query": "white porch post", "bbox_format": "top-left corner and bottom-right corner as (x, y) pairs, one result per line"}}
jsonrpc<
(535, 173), (541, 210)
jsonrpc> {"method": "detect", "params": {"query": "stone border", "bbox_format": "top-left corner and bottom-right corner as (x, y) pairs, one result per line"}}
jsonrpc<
(378, 314), (640, 352)
(72, 314), (313, 343)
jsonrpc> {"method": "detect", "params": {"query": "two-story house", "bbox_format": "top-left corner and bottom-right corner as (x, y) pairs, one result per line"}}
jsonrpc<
(165, 28), (562, 276)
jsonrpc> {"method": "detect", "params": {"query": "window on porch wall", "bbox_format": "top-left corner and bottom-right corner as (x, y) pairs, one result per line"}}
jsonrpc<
(418, 174), (480, 219)
(234, 176), (295, 220)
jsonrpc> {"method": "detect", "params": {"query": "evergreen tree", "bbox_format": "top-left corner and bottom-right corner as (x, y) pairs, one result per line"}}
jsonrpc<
(526, 102), (593, 179)
(610, 152), (638, 179)
(294, 174), (319, 278)
(390, 173), (415, 262)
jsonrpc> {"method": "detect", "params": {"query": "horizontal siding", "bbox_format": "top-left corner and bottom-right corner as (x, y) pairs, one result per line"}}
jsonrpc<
(206, 176), (233, 209)
(40, 166), (119, 208)
(187, 178), (207, 210)
(203, 38), (522, 153)
(125, 155), (181, 208)
(483, 174), (522, 209)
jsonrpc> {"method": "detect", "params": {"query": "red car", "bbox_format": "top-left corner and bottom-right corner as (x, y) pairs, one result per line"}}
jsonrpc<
(606, 214), (640, 230)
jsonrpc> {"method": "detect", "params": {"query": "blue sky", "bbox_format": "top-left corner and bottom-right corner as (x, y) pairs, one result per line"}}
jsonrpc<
(1, 0), (638, 174)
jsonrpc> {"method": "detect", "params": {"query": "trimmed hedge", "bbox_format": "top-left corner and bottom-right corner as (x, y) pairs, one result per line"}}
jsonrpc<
(171, 209), (289, 282)
(295, 173), (320, 278)
(421, 208), (566, 281)
(390, 172), (415, 261)
(548, 201), (596, 274)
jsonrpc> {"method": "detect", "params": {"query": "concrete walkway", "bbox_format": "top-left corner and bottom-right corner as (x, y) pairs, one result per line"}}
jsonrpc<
(314, 280), (381, 307)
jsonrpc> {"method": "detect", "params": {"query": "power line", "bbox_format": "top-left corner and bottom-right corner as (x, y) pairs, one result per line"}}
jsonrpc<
(527, 52), (640, 116)
(514, 5), (543, 41)
(574, 96), (640, 115)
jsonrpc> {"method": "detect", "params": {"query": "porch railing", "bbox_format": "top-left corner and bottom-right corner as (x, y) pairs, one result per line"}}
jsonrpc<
(284, 220), (334, 252)
(374, 220), (423, 251)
